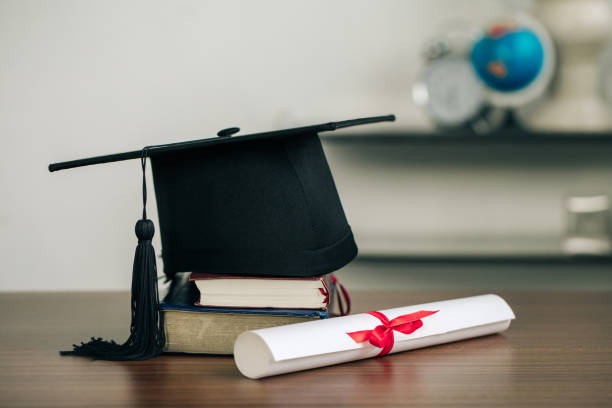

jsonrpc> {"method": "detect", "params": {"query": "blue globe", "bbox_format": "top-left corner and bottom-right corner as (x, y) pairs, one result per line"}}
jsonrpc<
(470, 25), (545, 92)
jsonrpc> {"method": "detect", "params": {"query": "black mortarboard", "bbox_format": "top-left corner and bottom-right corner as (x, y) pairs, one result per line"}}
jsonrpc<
(49, 114), (395, 361)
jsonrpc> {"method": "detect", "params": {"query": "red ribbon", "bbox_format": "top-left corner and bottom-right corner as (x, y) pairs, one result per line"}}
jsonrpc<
(331, 275), (351, 316)
(318, 275), (351, 317)
(346, 310), (438, 356)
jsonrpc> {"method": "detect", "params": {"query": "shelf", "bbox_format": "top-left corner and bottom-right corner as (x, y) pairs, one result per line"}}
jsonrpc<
(354, 235), (612, 263)
(356, 253), (612, 264)
(321, 129), (612, 144)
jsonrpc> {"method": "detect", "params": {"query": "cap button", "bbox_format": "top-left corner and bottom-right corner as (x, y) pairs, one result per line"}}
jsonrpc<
(217, 127), (240, 138)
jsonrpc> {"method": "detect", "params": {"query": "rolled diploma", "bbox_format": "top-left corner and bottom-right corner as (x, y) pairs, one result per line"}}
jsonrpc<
(234, 294), (515, 379)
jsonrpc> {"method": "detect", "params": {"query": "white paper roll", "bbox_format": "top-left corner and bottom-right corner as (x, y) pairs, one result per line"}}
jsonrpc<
(234, 294), (515, 379)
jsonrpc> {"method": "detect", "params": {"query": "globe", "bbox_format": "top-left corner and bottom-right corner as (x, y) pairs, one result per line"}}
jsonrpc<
(470, 24), (545, 92)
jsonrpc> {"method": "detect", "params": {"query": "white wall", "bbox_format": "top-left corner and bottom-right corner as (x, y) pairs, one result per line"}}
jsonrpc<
(1, 0), (543, 291)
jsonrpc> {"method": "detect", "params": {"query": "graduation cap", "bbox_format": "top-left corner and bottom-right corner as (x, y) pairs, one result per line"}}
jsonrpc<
(49, 114), (395, 360)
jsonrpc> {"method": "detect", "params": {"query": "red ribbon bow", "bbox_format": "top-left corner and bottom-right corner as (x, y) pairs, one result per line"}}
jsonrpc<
(346, 310), (438, 356)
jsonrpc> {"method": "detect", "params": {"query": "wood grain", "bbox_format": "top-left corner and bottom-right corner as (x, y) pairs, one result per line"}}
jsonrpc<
(1, 290), (611, 407)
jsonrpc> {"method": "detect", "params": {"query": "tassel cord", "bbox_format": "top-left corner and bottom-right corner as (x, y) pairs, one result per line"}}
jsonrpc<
(60, 147), (165, 360)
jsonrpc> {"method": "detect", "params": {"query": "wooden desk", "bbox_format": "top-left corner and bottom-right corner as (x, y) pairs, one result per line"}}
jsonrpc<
(1, 291), (611, 407)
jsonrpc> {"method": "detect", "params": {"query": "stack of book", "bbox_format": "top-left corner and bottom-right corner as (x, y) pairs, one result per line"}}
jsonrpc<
(161, 272), (348, 355)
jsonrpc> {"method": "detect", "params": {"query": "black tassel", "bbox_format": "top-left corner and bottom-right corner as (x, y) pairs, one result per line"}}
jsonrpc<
(60, 149), (165, 360)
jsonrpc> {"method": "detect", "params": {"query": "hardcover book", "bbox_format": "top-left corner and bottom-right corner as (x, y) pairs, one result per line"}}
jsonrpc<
(190, 272), (333, 309)
(162, 303), (327, 355)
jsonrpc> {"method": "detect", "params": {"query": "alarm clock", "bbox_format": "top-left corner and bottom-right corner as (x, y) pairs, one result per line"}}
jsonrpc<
(413, 56), (483, 127)
(413, 55), (507, 132)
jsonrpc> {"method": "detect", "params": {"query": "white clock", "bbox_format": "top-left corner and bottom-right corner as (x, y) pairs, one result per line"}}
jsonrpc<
(413, 56), (486, 128)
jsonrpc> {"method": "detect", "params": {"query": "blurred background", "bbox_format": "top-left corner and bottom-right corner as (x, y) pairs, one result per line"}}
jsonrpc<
(2, 0), (612, 291)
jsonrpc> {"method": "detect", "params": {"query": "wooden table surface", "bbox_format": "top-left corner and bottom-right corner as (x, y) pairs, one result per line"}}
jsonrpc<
(1, 290), (611, 407)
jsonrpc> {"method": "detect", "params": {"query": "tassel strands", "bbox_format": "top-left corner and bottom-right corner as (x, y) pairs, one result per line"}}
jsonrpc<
(60, 148), (165, 360)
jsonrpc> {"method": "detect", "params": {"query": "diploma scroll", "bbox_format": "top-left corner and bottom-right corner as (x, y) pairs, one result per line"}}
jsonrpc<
(234, 294), (515, 379)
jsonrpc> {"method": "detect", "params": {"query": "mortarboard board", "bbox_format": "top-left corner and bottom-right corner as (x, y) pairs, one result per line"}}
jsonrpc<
(49, 114), (395, 361)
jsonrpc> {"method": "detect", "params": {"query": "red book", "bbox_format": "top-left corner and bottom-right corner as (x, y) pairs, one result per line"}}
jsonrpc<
(190, 273), (333, 310)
